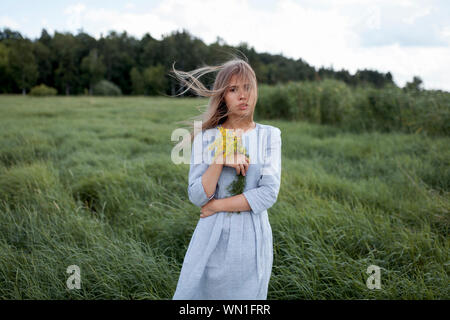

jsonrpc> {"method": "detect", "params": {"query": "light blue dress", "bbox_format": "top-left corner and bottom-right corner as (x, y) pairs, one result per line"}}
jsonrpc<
(173, 123), (282, 300)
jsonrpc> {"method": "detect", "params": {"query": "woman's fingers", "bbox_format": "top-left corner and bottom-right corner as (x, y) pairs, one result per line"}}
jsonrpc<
(227, 153), (250, 176)
(200, 210), (214, 218)
(200, 212), (212, 218)
(240, 163), (246, 176)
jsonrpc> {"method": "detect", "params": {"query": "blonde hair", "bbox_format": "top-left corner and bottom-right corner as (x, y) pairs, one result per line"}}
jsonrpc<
(171, 57), (258, 148)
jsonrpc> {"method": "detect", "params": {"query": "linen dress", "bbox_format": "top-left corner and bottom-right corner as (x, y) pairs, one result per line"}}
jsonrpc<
(172, 123), (282, 300)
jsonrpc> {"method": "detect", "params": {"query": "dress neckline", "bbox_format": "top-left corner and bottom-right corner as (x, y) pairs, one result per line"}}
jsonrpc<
(218, 122), (258, 135)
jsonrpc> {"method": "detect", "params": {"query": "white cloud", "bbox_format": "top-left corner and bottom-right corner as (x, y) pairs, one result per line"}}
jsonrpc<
(124, 3), (136, 10)
(441, 26), (450, 43)
(64, 3), (86, 30)
(64, 4), (177, 39)
(402, 7), (432, 24)
(326, 44), (450, 91)
(0, 16), (20, 29)
(60, 0), (450, 91)
(64, 3), (86, 15)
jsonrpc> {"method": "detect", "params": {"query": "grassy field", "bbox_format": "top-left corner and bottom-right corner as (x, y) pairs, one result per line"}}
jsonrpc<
(0, 95), (448, 299)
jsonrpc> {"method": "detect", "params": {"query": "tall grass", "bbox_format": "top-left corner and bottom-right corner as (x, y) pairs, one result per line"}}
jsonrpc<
(256, 79), (450, 136)
(0, 95), (448, 299)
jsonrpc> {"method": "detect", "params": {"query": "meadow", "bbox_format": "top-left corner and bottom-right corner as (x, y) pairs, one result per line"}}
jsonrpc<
(0, 95), (448, 299)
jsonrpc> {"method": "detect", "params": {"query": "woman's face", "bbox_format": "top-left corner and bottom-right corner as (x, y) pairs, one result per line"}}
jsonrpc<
(223, 74), (255, 117)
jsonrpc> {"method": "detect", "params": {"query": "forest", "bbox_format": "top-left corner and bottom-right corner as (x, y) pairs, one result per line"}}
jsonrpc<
(0, 27), (409, 96)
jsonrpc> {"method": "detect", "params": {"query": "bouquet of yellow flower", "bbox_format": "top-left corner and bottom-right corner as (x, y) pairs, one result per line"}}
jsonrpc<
(207, 126), (250, 214)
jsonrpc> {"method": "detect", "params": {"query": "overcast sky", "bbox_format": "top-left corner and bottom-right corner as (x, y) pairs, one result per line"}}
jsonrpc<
(2, 0), (449, 91)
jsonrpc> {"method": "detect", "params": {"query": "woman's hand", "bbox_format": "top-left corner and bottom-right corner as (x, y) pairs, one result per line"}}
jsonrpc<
(217, 152), (249, 176)
(200, 199), (219, 218)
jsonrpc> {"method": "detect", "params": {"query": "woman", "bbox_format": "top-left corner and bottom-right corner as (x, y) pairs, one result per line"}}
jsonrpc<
(172, 58), (282, 300)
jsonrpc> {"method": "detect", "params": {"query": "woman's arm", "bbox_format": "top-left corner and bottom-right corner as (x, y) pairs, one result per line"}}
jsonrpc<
(215, 194), (251, 212)
(201, 127), (282, 218)
(202, 151), (249, 198)
(189, 132), (248, 209)
(200, 194), (251, 218)
(188, 133), (223, 208)
(201, 152), (225, 198)
(242, 128), (282, 214)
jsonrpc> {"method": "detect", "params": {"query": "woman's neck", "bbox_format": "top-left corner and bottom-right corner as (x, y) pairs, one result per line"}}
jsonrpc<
(221, 118), (255, 131)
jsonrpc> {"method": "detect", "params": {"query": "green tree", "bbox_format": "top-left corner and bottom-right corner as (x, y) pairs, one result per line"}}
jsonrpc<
(130, 67), (145, 95)
(0, 42), (11, 93)
(81, 48), (106, 94)
(143, 64), (167, 95)
(158, 30), (209, 95)
(404, 76), (423, 92)
(355, 69), (394, 88)
(140, 33), (160, 67)
(52, 32), (79, 95)
(8, 39), (38, 95)
(98, 31), (138, 94)
(33, 40), (53, 90)
(0, 28), (23, 40)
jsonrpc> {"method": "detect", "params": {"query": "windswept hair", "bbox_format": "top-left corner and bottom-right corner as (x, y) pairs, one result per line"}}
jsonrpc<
(171, 57), (258, 149)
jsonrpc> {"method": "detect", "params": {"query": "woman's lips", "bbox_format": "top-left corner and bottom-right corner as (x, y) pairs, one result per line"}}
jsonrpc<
(239, 104), (248, 110)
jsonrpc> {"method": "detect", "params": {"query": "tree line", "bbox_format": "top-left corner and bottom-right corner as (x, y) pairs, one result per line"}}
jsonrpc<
(0, 27), (417, 96)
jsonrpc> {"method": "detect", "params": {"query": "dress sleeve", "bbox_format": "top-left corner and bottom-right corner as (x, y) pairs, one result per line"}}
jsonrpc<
(243, 127), (282, 214)
(187, 132), (215, 207)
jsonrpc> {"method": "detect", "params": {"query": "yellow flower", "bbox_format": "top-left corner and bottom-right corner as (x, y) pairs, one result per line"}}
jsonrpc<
(207, 126), (250, 163)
